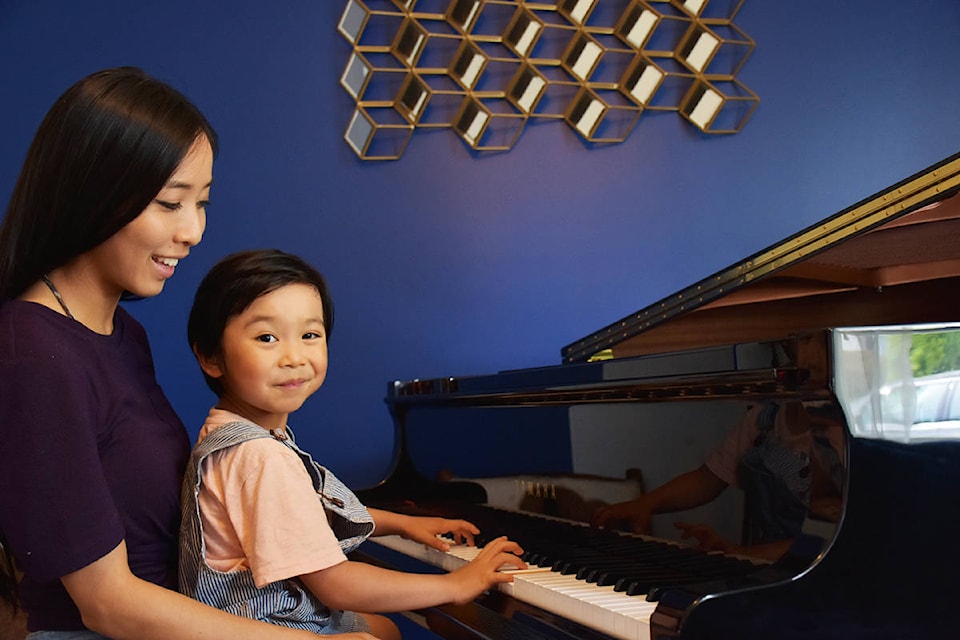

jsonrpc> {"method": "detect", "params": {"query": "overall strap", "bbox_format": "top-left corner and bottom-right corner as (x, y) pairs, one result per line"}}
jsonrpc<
(276, 426), (375, 553)
(177, 421), (371, 634)
(179, 421), (277, 585)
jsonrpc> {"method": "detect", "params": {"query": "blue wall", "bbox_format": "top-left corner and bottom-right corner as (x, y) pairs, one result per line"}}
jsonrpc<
(2, 1), (959, 488)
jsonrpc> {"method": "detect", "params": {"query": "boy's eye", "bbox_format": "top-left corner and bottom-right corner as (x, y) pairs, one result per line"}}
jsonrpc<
(256, 334), (277, 343)
(155, 200), (182, 211)
(303, 332), (324, 340)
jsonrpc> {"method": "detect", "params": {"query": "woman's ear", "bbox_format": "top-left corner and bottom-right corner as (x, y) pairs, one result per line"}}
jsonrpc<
(193, 345), (224, 379)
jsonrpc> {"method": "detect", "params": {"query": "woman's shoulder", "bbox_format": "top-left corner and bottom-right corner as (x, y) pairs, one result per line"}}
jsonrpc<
(0, 300), (84, 358)
(0, 300), (150, 371)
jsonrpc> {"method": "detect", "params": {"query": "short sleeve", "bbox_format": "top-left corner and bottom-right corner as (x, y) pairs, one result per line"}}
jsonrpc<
(199, 437), (347, 587)
(0, 354), (123, 581)
(705, 405), (763, 488)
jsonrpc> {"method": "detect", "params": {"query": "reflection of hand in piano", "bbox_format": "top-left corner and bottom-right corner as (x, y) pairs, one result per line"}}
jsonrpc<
(590, 496), (655, 534)
(674, 522), (728, 552)
(590, 464), (728, 536)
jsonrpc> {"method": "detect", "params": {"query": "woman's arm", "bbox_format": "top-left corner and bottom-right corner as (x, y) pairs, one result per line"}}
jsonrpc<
(300, 536), (525, 613)
(61, 541), (374, 640)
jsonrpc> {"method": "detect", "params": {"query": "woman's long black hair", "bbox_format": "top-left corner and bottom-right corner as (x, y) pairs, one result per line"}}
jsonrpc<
(0, 66), (218, 300)
(0, 66), (218, 610)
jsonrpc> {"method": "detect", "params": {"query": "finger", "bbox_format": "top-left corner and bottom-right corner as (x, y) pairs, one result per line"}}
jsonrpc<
(453, 523), (478, 546)
(499, 553), (528, 570)
(590, 508), (609, 528)
(488, 571), (517, 584)
(481, 535), (509, 549)
(479, 537), (524, 562)
(486, 536), (524, 557)
(427, 536), (452, 551)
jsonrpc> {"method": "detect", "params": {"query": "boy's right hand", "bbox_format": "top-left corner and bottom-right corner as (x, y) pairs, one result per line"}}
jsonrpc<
(450, 536), (526, 604)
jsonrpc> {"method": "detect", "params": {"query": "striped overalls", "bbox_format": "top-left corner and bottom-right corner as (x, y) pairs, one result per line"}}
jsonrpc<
(179, 421), (375, 634)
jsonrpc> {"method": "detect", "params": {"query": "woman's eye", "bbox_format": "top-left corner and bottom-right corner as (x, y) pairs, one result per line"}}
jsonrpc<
(256, 334), (277, 343)
(198, 200), (211, 210)
(155, 200), (182, 211)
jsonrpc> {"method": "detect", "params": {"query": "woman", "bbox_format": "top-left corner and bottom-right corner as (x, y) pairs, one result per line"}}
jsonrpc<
(0, 68), (373, 640)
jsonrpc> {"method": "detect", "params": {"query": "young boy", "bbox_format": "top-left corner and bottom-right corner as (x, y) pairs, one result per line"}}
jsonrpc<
(179, 249), (526, 639)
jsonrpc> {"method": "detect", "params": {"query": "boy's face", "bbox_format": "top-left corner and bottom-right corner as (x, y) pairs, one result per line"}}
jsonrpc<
(199, 282), (328, 431)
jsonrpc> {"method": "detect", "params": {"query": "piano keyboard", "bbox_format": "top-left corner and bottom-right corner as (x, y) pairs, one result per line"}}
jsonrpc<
(370, 534), (659, 640)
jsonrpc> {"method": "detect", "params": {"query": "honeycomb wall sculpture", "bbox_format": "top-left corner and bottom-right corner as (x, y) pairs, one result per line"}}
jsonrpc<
(339, 0), (757, 160)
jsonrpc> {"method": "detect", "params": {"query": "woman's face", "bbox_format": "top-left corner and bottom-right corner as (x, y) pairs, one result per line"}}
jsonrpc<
(85, 135), (214, 299)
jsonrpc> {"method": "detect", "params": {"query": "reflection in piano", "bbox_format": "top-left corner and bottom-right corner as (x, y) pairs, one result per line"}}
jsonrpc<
(354, 153), (960, 639)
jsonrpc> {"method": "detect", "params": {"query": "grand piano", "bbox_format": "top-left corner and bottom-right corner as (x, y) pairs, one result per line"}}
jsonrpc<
(354, 152), (960, 640)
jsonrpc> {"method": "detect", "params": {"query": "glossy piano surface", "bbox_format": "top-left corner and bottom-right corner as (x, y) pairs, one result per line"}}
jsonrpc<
(356, 154), (960, 639)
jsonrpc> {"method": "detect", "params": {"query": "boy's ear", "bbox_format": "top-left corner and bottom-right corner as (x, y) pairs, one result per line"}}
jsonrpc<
(193, 345), (224, 379)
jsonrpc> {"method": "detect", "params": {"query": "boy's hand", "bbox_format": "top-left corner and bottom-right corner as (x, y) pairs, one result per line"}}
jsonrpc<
(403, 516), (479, 551)
(449, 536), (527, 604)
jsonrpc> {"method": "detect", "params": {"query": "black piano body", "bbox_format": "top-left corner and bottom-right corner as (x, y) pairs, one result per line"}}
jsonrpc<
(356, 152), (960, 640)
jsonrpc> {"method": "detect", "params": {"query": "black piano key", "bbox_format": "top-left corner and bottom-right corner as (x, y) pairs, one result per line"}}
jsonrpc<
(557, 542), (684, 576)
(613, 560), (755, 596)
(606, 568), (672, 589)
(412, 502), (768, 607)
(586, 552), (706, 584)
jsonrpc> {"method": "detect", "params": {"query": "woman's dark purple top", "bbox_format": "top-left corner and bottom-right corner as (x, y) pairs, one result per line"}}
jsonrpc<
(0, 300), (190, 631)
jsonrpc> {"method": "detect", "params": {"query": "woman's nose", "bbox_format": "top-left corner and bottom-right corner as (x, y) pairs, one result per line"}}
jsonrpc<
(175, 206), (206, 247)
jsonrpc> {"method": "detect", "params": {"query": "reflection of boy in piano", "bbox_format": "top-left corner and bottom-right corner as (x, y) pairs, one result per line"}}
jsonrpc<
(591, 400), (844, 561)
(179, 250), (526, 640)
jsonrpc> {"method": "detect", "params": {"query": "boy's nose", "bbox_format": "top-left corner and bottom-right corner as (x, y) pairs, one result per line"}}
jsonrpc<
(279, 346), (306, 367)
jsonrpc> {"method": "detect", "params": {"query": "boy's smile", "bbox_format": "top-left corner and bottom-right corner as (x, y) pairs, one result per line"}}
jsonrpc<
(198, 282), (328, 431)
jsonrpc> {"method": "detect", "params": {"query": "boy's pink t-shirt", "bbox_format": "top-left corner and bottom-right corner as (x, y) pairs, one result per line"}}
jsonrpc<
(705, 402), (845, 489)
(196, 408), (348, 587)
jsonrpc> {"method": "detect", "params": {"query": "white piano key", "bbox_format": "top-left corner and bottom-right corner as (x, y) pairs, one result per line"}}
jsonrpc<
(369, 534), (655, 640)
(496, 560), (653, 639)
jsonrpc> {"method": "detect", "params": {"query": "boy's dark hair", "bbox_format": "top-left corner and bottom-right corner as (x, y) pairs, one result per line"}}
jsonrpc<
(188, 249), (335, 397)
(0, 66), (218, 301)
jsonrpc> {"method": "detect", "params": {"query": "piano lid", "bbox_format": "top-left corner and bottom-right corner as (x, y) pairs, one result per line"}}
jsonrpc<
(563, 152), (960, 364)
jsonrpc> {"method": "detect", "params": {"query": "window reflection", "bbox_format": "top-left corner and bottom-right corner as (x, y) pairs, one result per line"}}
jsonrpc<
(835, 324), (960, 442)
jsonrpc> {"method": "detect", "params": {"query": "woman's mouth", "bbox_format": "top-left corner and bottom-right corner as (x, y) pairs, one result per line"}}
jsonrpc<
(153, 256), (180, 278)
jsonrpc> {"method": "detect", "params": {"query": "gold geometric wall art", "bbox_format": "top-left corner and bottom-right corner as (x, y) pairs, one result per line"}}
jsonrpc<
(338, 0), (758, 160)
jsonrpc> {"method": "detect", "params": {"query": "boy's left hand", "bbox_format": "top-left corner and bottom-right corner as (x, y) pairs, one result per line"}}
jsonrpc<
(404, 516), (479, 551)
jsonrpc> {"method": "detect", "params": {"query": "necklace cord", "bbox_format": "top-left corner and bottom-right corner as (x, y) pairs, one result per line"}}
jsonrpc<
(41, 275), (76, 320)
